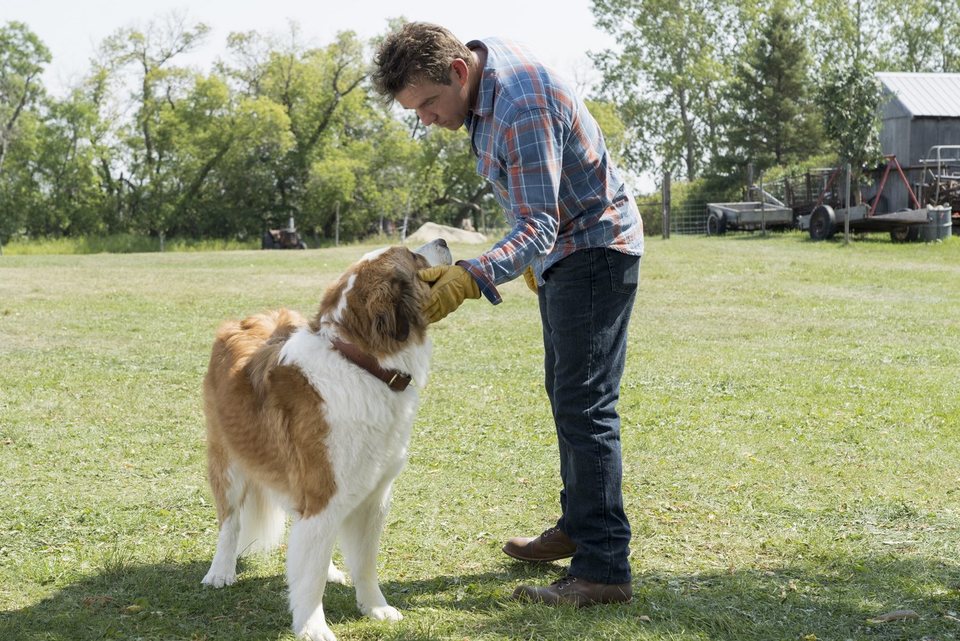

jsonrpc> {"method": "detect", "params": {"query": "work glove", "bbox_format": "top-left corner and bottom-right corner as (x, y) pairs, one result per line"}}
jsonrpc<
(418, 264), (481, 323)
(522, 266), (538, 293)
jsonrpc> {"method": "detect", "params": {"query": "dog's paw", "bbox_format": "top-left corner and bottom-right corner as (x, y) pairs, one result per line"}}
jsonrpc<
(366, 605), (402, 622)
(201, 570), (237, 588)
(326, 563), (348, 585)
(297, 622), (337, 641)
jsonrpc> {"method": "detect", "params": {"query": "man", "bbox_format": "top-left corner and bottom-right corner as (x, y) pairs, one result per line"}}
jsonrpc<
(372, 22), (644, 607)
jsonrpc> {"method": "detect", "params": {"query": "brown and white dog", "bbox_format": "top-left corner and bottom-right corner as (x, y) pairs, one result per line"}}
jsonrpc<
(201, 239), (452, 641)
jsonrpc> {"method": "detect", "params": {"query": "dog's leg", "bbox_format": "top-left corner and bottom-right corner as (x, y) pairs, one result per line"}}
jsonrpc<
(341, 473), (402, 622)
(287, 513), (339, 641)
(202, 458), (244, 588)
(202, 512), (240, 587)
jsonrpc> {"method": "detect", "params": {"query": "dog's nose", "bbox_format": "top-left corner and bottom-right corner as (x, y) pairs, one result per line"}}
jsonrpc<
(437, 238), (447, 247)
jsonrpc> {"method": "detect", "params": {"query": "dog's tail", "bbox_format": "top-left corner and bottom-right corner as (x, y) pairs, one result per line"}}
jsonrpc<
(237, 485), (286, 556)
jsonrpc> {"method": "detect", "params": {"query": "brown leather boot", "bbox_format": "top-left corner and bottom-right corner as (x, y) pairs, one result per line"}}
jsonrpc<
(502, 526), (577, 562)
(512, 575), (632, 607)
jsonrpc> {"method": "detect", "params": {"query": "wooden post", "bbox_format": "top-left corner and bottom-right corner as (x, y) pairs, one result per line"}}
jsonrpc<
(746, 162), (755, 200)
(401, 194), (411, 242)
(335, 202), (340, 247)
(760, 172), (767, 236)
(844, 163), (851, 245)
(662, 171), (671, 239)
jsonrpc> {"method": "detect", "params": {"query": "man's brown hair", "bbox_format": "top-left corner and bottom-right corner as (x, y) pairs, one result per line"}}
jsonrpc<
(371, 22), (473, 98)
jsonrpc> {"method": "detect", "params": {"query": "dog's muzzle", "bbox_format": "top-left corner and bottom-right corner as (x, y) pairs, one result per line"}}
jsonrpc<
(413, 238), (453, 267)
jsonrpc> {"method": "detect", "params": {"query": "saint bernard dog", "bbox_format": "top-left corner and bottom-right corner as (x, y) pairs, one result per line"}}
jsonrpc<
(201, 239), (452, 641)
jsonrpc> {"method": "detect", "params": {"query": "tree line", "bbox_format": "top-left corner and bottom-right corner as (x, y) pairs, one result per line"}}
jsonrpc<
(2, 0), (958, 246)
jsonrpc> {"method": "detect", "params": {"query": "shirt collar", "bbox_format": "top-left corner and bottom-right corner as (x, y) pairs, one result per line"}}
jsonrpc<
(465, 39), (495, 124)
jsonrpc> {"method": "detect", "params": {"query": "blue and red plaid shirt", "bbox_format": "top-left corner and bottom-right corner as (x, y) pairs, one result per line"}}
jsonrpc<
(458, 37), (644, 304)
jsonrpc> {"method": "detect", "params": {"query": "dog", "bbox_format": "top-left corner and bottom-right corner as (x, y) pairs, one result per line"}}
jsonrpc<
(201, 239), (452, 641)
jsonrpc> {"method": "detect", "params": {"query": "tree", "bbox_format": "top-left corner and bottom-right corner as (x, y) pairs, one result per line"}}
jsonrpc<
(724, 0), (822, 172)
(193, 94), (294, 238)
(221, 27), (369, 235)
(874, 0), (960, 72)
(409, 124), (491, 229)
(0, 22), (51, 246)
(591, 0), (729, 180)
(0, 22), (50, 175)
(0, 110), (43, 242)
(585, 99), (628, 168)
(29, 88), (111, 236)
(816, 58), (883, 196)
(95, 13), (211, 238)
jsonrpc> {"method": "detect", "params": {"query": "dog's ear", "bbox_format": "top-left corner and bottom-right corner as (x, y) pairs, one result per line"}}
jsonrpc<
(376, 305), (409, 342)
(373, 275), (416, 342)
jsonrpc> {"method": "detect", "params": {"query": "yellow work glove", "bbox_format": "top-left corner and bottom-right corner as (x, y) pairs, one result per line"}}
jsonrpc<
(418, 264), (481, 323)
(522, 266), (538, 293)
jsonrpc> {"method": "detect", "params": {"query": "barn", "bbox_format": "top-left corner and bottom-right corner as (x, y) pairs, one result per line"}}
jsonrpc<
(877, 72), (960, 211)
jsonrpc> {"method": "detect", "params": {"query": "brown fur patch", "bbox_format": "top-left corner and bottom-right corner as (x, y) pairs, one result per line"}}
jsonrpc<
(203, 308), (337, 519)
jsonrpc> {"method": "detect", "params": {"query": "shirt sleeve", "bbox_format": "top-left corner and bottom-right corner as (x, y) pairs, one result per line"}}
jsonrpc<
(460, 107), (565, 304)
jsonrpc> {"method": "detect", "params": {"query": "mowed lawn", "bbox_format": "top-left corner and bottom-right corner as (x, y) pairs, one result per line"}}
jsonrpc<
(1, 233), (959, 641)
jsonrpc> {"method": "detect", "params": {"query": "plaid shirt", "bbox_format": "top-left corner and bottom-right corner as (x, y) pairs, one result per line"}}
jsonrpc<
(459, 38), (644, 304)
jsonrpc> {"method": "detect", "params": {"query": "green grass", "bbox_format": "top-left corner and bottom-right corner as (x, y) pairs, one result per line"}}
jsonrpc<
(1, 232), (959, 640)
(0, 233), (261, 255)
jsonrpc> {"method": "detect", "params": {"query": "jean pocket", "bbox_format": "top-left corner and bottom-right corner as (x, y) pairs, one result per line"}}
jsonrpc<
(605, 250), (640, 294)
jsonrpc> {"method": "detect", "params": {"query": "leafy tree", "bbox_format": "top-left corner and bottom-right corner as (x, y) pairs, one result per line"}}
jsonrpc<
(159, 78), (295, 238)
(95, 13), (211, 238)
(874, 0), (960, 72)
(0, 22), (50, 175)
(218, 27), (371, 238)
(816, 58), (883, 196)
(586, 99), (628, 167)
(0, 111), (43, 241)
(31, 89), (111, 235)
(196, 95), (294, 238)
(723, 0), (822, 172)
(409, 124), (491, 230)
(591, 0), (729, 180)
(0, 22), (50, 245)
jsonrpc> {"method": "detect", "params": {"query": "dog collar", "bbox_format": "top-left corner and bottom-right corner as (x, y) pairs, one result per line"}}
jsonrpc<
(330, 338), (412, 392)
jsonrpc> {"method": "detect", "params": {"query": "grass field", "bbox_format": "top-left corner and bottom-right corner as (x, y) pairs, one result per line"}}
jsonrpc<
(1, 233), (959, 641)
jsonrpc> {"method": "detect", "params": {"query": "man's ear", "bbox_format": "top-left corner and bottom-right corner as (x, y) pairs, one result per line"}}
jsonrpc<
(451, 58), (469, 87)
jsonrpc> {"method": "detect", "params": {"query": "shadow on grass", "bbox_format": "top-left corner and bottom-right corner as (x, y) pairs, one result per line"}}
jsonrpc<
(2, 553), (958, 641)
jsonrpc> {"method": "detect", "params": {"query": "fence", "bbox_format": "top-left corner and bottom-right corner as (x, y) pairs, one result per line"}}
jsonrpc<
(641, 172), (742, 237)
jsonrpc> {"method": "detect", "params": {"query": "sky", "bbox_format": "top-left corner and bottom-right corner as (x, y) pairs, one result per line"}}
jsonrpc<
(6, 0), (616, 96)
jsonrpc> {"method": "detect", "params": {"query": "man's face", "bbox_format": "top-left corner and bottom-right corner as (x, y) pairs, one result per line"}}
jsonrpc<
(395, 61), (471, 131)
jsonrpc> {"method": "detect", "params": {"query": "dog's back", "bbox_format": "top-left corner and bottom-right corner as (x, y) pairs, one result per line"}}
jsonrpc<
(203, 309), (306, 554)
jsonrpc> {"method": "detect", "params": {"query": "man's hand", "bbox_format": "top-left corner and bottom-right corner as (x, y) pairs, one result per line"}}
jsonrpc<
(523, 266), (538, 293)
(418, 264), (481, 323)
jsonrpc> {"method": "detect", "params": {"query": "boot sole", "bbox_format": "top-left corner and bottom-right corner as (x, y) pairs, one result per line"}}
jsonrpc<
(502, 545), (576, 563)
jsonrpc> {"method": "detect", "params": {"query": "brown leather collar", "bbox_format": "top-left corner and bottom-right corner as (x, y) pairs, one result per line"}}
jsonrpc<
(330, 338), (412, 392)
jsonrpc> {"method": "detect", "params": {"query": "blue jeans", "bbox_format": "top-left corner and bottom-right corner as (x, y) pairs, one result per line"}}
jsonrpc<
(538, 248), (639, 585)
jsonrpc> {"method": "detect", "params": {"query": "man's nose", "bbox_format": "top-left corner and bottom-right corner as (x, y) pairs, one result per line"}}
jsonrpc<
(417, 110), (435, 126)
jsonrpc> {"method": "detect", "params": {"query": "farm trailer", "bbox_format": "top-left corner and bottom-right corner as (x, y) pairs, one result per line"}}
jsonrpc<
(800, 156), (952, 242)
(706, 197), (795, 236)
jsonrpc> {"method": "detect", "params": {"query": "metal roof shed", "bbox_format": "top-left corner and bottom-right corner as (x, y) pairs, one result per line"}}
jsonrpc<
(877, 72), (960, 209)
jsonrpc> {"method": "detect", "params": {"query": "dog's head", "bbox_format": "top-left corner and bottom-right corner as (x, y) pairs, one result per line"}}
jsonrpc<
(313, 239), (452, 357)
